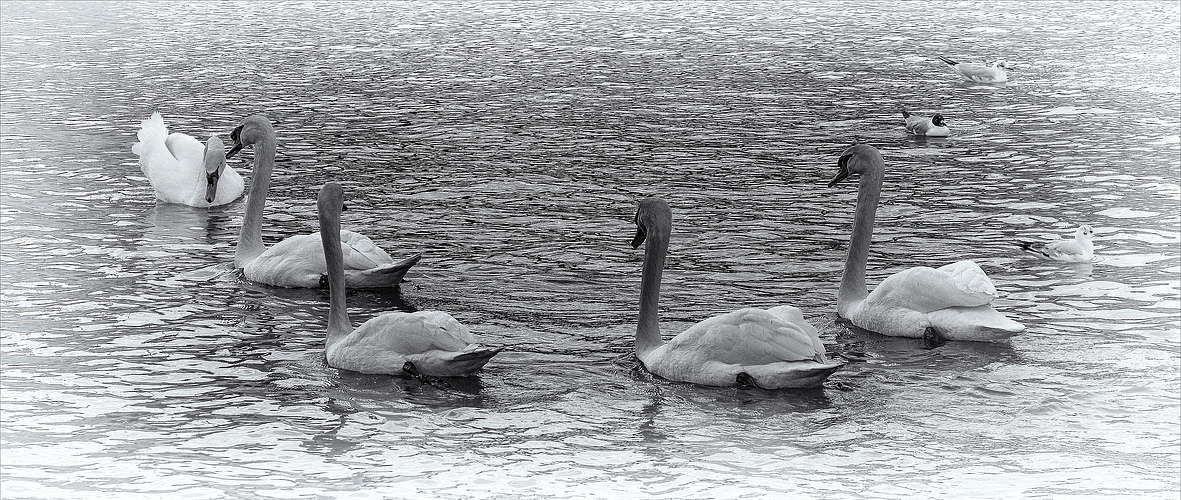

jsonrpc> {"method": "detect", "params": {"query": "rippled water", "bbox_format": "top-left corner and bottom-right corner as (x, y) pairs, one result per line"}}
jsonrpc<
(2, 1), (1179, 498)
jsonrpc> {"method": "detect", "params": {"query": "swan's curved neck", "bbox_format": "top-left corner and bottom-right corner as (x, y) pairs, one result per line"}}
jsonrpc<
(840, 167), (882, 308)
(636, 228), (669, 358)
(319, 198), (352, 343)
(234, 134), (275, 268)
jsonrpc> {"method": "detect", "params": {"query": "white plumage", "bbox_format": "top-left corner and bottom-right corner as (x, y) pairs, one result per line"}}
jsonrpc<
(938, 56), (1010, 83)
(1018, 225), (1095, 262)
(319, 182), (499, 377)
(132, 112), (244, 207)
(630, 198), (842, 389)
(228, 115), (419, 289)
(829, 144), (1024, 343)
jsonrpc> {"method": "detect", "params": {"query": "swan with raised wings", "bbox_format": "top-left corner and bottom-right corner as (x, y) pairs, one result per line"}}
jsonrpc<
(630, 197), (842, 389)
(828, 144), (1024, 345)
(937, 56), (1011, 83)
(227, 115), (419, 288)
(132, 112), (244, 207)
(1017, 225), (1094, 262)
(902, 110), (950, 137)
(319, 182), (499, 377)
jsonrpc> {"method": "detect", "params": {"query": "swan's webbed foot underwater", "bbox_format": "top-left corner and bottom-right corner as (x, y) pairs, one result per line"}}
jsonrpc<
(401, 361), (450, 388)
(736, 372), (759, 389)
(922, 327), (947, 350)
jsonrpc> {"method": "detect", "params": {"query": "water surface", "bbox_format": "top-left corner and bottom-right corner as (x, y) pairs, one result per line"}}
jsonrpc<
(2, 1), (1179, 498)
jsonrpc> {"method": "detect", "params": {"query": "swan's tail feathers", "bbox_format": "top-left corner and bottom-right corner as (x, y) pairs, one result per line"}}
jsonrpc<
(336, 253), (422, 289)
(938, 56), (959, 66)
(441, 345), (502, 376)
(928, 305), (1024, 342)
(743, 360), (844, 389)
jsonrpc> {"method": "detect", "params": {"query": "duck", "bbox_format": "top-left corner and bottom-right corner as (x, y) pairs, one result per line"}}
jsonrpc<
(937, 56), (1010, 83)
(828, 144), (1024, 346)
(132, 112), (244, 207)
(318, 182), (499, 377)
(226, 115), (420, 288)
(1017, 225), (1094, 262)
(902, 110), (950, 137)
(629, 197), (842, 389)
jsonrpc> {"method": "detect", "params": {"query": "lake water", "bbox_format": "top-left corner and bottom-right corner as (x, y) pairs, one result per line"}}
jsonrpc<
(1, 1), (1178, 498)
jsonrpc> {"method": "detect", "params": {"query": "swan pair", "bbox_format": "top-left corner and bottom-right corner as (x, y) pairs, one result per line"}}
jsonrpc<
(630, 145), (1025, 389)
(938, 56), (1011, 83)
(132, 112), (244, 207)
(901, 110), (950, 137)
(1017, 225), (1095, 262)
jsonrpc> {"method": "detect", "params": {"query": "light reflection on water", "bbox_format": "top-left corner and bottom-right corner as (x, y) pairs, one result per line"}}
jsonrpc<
(2, 1), (1179, 498)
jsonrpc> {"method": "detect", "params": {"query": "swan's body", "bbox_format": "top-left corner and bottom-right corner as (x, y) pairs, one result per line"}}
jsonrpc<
(631, 198), (841, 389)
(132, 112), (244, 207)
(829, 145), (1023, 343)
(319, 182), (499, 377)
(902, 110), (950, 137)
(937, 56), (1010, 83)
(228, 115), (420, 289)
(1018, 225), (1094, 262)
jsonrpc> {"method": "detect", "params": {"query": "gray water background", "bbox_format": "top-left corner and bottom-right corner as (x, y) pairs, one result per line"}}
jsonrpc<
(1, 1), (1179, 498)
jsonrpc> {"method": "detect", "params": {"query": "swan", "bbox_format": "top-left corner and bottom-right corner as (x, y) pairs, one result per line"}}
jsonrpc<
(828, 144), (1024, 345)
(1017, 225), (1094, 262)
(132, 112), (245, 207)
(318, 182), (500, 377)
(630, 197), (842, 389)
(902, 110), (950, 137)
(227, 115), (420, 288)
(937, 56), (1010, 83)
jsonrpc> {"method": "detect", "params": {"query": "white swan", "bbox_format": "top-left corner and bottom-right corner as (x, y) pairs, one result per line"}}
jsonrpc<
(319, 182), (500, 377)
(828, 144), (1024, 345)
(937, 56), (1010, 83)
(132, 112), (244, 207)
(630, 197), (842, 389)
(228, 115), (420, 288)
(902, 110), (950, 137)
(1018, 225), (1094, 262)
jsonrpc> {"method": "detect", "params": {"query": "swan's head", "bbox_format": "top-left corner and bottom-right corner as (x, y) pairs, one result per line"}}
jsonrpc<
(632, 197), (672, 249)
(931, 114), (946, 127)
(225, 114), (274, 159)
(203, 136), (228, 203)
(1076, 225), (1094, 240)
(993, 60), (1011, 70)
(828, 144), (884, 187)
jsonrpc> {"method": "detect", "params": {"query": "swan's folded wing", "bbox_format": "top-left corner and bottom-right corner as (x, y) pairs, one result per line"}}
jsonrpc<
(868, 262), (996, 313)
(349, 310), (474, 354)
(765, 305), (826, 358)
(339, 230), (394, 269)
(669, 309), (823, 365)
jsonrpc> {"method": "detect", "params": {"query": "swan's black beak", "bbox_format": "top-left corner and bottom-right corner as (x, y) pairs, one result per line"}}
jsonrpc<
(828, 154), (852, 187)
(225, 141), (245, 159)
(631, 225), (647, 249)
(225, 124), (245, 159)
(203, 137), (227, 204)
(205, 170), (221, 203)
